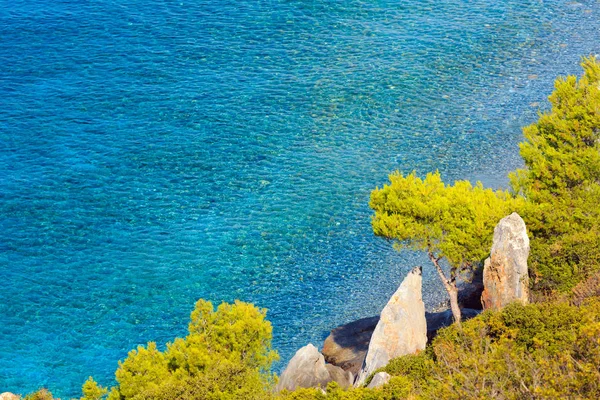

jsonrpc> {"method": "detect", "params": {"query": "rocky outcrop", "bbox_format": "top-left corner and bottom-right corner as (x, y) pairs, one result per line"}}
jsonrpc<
(276, 344), (353, 392)
(355, 267), (427, 387)
(0, 393), (20, 400)
(323, 307), (480, 372)
(367, 372), (391, 389)
(322, 316), (379, 375)
(481, 212), (530, 310)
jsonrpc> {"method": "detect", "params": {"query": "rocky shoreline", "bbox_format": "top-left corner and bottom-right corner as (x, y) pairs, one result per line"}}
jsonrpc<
(276, 212), (530, 392)
(0, 213), (531, 398)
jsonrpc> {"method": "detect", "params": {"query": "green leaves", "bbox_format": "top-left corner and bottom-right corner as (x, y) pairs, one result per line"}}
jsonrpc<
(81, 377), (108, 400)
(370, 170), (523, 271)
(510, 56), (600, 292)
(87, 300), (278, 400)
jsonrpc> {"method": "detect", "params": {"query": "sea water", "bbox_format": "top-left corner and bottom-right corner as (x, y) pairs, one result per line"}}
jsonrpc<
(1, 0), (599, 396)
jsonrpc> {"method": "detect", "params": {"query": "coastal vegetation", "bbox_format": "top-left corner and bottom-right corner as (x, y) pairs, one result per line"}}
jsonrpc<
(16, 57), (600, 400)
(278, 299), (600, 399)
(369, 171), (524, 324)
(82, 300), (278, 400)
(369, 55), (600, 323)
(510, 56), (600, 293)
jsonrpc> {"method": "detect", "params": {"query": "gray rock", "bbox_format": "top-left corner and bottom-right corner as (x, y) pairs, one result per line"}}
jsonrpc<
(481, 212), (530, 310)
(322, 316), (379, 375)
(325, 364), (353, 389)
(355, 267), (427, 387)
(276, 344), (352, 392)
(367, 371), (391, 389)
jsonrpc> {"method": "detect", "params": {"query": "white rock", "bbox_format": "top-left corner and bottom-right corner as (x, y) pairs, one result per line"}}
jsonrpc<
(355, 266), (427, 386)
(0, 393), (20, 400)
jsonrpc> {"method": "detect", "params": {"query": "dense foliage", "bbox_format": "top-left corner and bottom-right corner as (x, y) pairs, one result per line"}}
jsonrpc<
(278, 299), (600, 399)
(511, 56), (600, 292)
(82, 300), (278, 400)
(370, 171), (523, 269)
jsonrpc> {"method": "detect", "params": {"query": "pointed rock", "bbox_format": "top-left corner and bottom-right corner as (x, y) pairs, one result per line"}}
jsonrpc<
(276, 344), (353, 392)
(481, 212), (530, 310)
(355, 267), (427, 386)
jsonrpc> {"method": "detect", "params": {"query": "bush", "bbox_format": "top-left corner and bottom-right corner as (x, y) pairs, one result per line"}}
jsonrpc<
(511, 56), (600, 293)
(419, 299), (600, 399)
(24, 389), (55, 400)
(85, 300), (278, 400)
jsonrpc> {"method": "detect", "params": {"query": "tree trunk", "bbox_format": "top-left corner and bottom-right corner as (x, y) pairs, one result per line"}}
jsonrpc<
(447, 284), (461, 326)
(428, 252), (462, 326)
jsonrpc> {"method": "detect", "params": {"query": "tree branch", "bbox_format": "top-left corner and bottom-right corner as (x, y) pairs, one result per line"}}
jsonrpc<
(428, 250), (451, 289)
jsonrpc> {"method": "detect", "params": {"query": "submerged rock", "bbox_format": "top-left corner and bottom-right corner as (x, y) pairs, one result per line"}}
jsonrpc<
(276, 344), (353, 392)
(355, 267), (427, 387)
(367, 371), (391, 389)
(481, 212), (530, 310)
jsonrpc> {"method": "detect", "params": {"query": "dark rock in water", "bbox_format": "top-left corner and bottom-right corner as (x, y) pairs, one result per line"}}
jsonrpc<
(425, 308), (481, 341)
(322, 316), (379, 375)
(276, 344), (353, 392)
(457, 267), (484, 310)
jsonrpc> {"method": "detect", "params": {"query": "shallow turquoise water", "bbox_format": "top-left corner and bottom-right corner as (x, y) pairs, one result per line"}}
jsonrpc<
(1, 0), (599, 396)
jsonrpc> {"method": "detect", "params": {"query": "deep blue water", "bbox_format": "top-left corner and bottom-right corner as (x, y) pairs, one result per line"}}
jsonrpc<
(1, 0), (599, 396)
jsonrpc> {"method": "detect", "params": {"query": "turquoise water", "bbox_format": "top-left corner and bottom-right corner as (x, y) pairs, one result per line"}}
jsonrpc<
(1, 0), (599, 396)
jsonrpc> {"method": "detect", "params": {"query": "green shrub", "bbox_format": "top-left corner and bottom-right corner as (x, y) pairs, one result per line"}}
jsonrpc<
(421, 299), (600, 399)
(24, 389), (55, 400)
(85, 299), (278, 400)
(511, 56), (600, 293)
(81, 377), (108, 400)
(380, 351), (435, 387)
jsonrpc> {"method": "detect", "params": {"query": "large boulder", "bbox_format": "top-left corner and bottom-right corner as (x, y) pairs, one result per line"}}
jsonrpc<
(481, 212), (530, 310)
(322, 316), (379, 375)
(355, 267), (427, 387)
(0, 393), (20, 400)
(276, 344), (353, 392)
